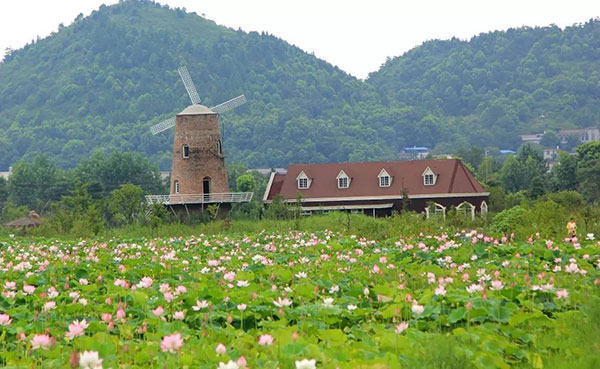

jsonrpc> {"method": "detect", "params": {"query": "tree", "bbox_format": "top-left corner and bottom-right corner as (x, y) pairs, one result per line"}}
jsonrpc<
(456, 145), (484, 169)
(540, 131), (560, 148)
(235, 174), (256, 193)
(74, 150), (165, 196)
(528, 176), (546, 199)
(107, 184), (144, 227)
(8, 154), (65, 212)
(50, 184), (104, 236)
(577, 159), (600, 203)
(500, 155), (525, 192)
(0, 177), (8, 209)
(550, 151), (578, 191)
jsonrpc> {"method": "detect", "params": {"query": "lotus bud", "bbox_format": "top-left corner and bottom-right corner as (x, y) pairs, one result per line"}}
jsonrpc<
(69, 351), (79, 368)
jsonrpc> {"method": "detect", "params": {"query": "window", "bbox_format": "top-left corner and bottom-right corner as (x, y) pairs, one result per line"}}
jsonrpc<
(380, 176), (390, 187)
(336, 170), (350, 189)
(297, 171), (311, 189)
(424, 174), (435, 185)
(422, 167), (437, 186)
(378, 169), (392, 187)
(217, 139), (223, 156)
(174, 180), (180, 194)
(182, 144), (190, 158)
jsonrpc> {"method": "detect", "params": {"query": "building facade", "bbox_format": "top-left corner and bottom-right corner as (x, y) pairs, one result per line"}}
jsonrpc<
(264, 159), (489, 219)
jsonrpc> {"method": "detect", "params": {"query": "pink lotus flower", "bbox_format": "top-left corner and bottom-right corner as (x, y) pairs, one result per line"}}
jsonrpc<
(237, 356), (247, 368)
(490, 280), (504, 290)
(152, 306), (164, 317)
(0, 313), (12, 326)
(556, 289), (569, 299)
(101, 313), (112, 323)
(66, 319), (88, 340)
(116, 308), (126, 320)
(43, 301), (56, 312)
(160, 333), (183, 353)
(192, 300), (209, 311)
(395, 322), (409, 334)
(173, 311), (185, 320)
(23, 284), (35, 295)
(258, 334), (274, 346)
(411, 304), (424, 315)
(237, 304), (247, 311)
(31, 334), (53, 350)
(3, 281), (16, 290)
(136, 277), (153, 289)
(216, 343), (227, 354)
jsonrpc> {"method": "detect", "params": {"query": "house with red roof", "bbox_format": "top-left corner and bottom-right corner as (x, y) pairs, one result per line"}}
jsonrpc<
(263, 159), (489, 219)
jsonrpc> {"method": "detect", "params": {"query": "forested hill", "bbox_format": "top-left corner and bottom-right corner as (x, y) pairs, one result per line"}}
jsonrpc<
(368, 20), (600, 151)
(0, 0), (599, 171)
(0, 0), (382, 170)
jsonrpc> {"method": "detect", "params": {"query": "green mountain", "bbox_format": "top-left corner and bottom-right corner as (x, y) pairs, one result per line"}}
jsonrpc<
(1, 0), (599, 171)
(368, 21), (600, 150)
(0, 0), (382, 170)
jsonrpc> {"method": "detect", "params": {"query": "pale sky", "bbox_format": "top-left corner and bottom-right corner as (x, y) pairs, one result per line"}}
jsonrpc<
(0, 0), (599, 79)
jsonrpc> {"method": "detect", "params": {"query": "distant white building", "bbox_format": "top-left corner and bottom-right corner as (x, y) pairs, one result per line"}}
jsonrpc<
(559, 128), (600, 144)
(0, 167), (12, 180)
(520, 133), (543, 145)
(543, 147), (559, 161)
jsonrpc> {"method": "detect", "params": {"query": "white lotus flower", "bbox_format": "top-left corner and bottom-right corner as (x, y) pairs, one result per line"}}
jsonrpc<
(322, 297), (334, 307)
(273, 297), (293, 308)
(295, 358), (317, 369)
(217, 360), (239, 369)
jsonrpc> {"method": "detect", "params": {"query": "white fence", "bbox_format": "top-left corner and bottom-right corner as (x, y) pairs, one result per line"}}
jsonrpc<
(145, 192), (253, 205)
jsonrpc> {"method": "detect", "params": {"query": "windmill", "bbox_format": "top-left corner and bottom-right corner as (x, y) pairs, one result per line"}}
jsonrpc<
(145, 66), (252, 213)
(149, 65), (247, 135)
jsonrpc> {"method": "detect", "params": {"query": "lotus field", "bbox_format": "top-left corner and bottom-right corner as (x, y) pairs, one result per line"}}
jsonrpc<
(0, 231), (599, 368)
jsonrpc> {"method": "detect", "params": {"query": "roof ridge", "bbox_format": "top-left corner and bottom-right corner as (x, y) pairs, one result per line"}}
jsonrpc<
(458, 160), (479, 192)
(448, 159), (459, 193)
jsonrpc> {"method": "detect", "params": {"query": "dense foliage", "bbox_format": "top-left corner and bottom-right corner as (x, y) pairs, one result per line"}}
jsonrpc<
(0, 231), (599, 368)
(1, 0), (599, 170)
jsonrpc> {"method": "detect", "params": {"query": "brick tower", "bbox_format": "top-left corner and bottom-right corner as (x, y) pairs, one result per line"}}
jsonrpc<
(170, 105), (228, 196)
(146, 66), (252, 214)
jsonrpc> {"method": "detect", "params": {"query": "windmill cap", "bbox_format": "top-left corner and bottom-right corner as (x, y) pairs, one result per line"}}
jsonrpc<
(177, 104), (216, 116)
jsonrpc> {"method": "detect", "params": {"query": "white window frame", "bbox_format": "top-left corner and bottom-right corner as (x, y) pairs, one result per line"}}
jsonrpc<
(378, 168), (392, 188)
(297, 171), (311, 190)
(422, 167), (437, 186)
(182, 144), (190, 159)
(336, 170), (350, 189)
(174, 180), (180, 194)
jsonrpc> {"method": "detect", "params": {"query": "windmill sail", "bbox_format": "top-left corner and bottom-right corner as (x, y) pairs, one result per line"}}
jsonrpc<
(211, 95), (247, 114)
(150, 117), (176, 135)
(178, 66), (201, 105)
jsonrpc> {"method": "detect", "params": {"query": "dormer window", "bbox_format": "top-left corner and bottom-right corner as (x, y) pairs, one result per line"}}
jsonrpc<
(422, 167), (437, 186)
(336, 170), (350, 189)
(182, 144), (190, 158)
(297, 171), (311, 189)
(378, 169), (392, 187)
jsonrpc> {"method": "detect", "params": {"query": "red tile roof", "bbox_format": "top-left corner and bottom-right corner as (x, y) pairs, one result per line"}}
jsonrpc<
(265, 159), (486, 201)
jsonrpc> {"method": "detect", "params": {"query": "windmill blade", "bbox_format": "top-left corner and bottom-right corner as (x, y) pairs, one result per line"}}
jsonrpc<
(178, 66), (201, 105)
(211, 95), (247, 114)
(150, 117), (175, 135)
